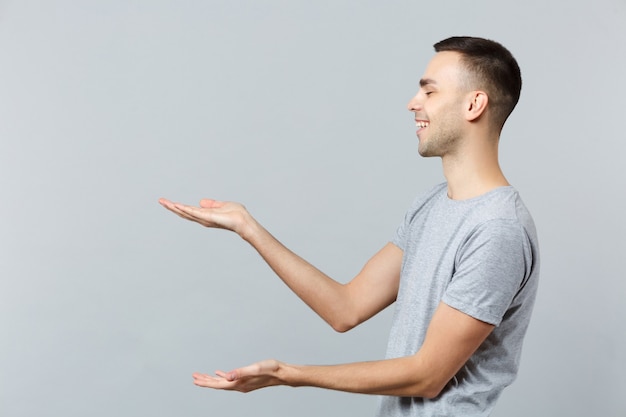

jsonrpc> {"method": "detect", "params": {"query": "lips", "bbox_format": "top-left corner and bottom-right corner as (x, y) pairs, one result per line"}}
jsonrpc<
(415, 119), (429, 136)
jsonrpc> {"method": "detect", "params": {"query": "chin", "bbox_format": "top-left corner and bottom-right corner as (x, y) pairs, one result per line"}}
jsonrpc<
(418, 145), (437, 158)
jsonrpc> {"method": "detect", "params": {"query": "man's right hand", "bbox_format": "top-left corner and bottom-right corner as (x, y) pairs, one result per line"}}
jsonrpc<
(158, 198), (253, 238)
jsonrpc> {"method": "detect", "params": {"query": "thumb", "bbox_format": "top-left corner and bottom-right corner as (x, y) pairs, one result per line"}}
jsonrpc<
(199, 199), (221, 208)
(214, 369), (239, 381)
(225, 362), (262, 380)
(215, 368), (243, 381)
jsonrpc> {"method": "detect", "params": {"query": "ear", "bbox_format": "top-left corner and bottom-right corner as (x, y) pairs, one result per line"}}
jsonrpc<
(464, 91), (488, 122)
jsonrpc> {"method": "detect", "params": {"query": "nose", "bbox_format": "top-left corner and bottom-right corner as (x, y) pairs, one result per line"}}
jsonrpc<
(407, 93), (422, 112)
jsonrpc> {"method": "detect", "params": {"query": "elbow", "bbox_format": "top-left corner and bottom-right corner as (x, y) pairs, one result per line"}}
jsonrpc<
(404, 353), (457, 399)
(329, 320), (355, 333)
(419, 383), (445, 400)
(325, 293), (363, 333)
(405, 362), (449, 399)
(331, 324), (353, 333)
(401, 381), (444, 400)
(415, 375), (453, 399)
(328, 315), (360, 333)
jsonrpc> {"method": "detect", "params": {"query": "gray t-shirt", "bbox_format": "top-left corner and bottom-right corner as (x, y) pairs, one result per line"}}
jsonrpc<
(377, 183), (540, 417)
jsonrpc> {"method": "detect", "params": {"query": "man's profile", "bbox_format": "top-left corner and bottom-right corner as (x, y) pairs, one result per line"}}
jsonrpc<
(159, 36), (539, 417)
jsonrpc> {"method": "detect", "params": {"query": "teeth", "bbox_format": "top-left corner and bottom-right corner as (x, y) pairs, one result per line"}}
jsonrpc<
(416, 121), (429, 128)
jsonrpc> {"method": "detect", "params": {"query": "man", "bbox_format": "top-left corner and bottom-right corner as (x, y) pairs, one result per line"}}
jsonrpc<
(159, 36), (539, 416)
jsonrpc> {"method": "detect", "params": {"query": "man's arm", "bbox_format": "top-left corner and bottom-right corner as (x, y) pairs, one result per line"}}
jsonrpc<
(191, 302), (494, 399)
(159, 198), (401, 332)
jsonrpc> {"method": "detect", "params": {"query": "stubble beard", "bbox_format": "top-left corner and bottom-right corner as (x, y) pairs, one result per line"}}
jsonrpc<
(417, 113), (463, 158)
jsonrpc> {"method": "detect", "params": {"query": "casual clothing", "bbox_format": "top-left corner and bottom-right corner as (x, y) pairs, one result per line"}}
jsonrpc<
(376, 183), (540, 417)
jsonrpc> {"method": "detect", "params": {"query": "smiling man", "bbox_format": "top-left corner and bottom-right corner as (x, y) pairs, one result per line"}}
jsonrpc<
(159, 36), (540, 417)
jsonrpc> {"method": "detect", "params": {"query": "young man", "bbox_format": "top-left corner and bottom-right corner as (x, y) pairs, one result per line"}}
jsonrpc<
(159, 36), (540, 416)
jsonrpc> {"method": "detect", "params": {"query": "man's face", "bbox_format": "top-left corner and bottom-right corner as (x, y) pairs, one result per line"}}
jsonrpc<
(407, 51), (468, 158)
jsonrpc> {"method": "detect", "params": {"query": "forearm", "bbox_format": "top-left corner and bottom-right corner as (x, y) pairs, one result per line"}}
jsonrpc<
(274, 303), (493, 399)
(194, 304), (491, 398)
(240, 216), (356, 331)
(280, 356), (444, 399)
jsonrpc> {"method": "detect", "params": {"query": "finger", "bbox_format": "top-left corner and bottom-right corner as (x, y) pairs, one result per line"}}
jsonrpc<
(158, 198), (177, 209)
(214, 370), (231, 379)
(170, 203), (201, 217)
(161, 204), (190, 220)
(173, 204), (213, 223)
(159, 199), (192, 218)
(192, 372), (212, 380)
(174, 203), (202, 215)
(199, 199), (223, 208)
(162, 203), (199, 222)
(192, 372), (231, 388)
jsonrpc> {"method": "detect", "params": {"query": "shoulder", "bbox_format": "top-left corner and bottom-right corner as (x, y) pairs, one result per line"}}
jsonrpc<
(478, 187), (539, 253)
(460, 217), (530, 258)
(469, 187), (537, 230)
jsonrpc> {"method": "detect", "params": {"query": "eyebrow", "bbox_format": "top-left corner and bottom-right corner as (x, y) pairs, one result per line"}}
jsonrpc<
(419, 78), (437, 87)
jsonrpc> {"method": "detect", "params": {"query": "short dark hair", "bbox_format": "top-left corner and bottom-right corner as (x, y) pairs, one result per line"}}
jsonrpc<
(434, 36), (522, 130)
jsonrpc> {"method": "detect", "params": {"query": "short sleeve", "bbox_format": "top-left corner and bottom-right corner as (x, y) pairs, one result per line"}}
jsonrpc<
(442, 219), (531, 326)
(392, 213), (409, 251)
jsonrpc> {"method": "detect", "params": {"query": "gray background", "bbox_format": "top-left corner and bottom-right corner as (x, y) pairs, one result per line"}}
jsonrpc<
(1, 1), (624, 416)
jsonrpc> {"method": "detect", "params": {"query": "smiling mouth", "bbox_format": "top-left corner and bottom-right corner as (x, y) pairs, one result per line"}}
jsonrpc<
(415, 120), (429, 128)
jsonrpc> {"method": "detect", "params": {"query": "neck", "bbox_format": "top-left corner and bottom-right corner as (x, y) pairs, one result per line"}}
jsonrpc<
(441, 133), (509, 200)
